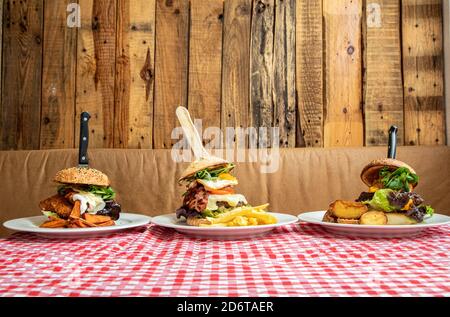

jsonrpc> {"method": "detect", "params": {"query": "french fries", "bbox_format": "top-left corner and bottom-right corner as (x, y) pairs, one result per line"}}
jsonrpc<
(329, 200), (368, 219)
(199, 204), (277, 227)
(359, 211), (388, 225)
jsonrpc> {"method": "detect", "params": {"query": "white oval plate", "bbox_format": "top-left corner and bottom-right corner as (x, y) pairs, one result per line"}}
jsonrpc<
(3, 213), (151, 238)
(298, 211), (450, 238)
(151, 212), (299, 239)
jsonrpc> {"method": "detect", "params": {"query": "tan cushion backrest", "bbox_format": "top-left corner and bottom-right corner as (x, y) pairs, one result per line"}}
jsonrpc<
(0, 147), (449, 236)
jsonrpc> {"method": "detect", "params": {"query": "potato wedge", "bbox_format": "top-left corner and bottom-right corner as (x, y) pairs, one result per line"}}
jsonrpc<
(337, 218), (359, 224)
(360, 211), (387, 225)
(329, 200), (368, 219)
(40, 219), (67, 228)
(83, 214), (112, 224)
(95, 220), (116, 227)
(385, 213), (417, 225)
(69, 200), (81, 219)
(322, 210), (337, 223)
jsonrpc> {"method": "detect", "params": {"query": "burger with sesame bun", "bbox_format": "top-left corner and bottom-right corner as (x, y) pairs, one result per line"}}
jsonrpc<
(176, 157), (276, 227)
(354, 158), (434, 224)
(323, 126), (434, 225)
(39, 167), (121, 222)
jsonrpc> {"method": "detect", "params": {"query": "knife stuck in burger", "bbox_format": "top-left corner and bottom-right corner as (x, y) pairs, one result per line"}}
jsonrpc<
(323, 126), (434, 225)
(174, 107), (277, 227)
(39, 112), (122, 228)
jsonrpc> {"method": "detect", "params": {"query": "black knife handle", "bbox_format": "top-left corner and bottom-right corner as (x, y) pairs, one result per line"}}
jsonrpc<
(387, 125), (398, 159)
(79, 112), (91, 165)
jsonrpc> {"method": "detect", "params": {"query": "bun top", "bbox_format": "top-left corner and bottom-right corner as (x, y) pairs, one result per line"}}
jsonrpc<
(179, 157), (230, 182)
(360, 158), (417, 188)
(53, 167), (110, 187)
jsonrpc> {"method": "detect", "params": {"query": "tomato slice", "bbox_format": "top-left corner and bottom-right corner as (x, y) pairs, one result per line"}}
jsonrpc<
(208, 187), (235, 195)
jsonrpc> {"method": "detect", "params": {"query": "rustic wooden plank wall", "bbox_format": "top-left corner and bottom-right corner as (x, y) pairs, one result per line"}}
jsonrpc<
(0, 0), (447, 150)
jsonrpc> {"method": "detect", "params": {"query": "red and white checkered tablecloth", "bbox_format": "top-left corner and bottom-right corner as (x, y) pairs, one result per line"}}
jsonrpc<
(0, 224), (449, 297)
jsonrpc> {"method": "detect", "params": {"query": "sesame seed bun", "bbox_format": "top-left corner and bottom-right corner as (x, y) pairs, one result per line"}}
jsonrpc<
(179, 157), (231, 182)
(53, 167), (110, 187)
(360, 158), (417, 188)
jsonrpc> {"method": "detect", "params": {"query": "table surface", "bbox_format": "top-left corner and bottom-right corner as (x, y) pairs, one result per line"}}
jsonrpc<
(0, 224), (449, 297)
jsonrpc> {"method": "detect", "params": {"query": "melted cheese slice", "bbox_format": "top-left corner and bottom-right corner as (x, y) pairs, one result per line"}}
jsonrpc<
(206, 194), (248, 211)
(72, 192), (106, 214)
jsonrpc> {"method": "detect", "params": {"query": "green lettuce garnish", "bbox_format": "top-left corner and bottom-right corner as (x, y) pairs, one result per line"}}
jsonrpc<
(58, 184), (116, 200)
(87, 185), (116, 200)
(363, 189), (396, 212)
(191, 163), (235, 182)
(425, 205), (434, 216)
(379, 167), (419, 192)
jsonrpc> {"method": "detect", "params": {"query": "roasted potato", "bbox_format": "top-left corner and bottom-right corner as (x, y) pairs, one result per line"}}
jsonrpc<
(337, 218), (359, 224)
(329, 200), (368, 219)
(360, 211), (388, 225)
(322, 210), (337, 223)
(385, 213), (417, 225)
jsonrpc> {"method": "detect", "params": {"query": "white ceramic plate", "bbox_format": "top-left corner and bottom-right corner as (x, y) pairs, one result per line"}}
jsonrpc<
(151, 212), (298, 239)
(3, 213), (151, 238)
(298, 211), (450, 238)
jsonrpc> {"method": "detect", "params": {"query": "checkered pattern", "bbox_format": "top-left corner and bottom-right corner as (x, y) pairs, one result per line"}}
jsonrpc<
(0, 224), (449, 297)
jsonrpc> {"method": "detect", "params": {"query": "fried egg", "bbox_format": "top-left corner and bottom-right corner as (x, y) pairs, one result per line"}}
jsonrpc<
(207, 194), (247, 211)
(197, 173), (238, 190)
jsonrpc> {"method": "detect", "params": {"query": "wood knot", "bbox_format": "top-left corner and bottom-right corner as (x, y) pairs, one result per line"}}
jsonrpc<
(347, 45), (354, 55)
(342, 107), (348, 114)
(256, 1), (266, 13)
(92, 17), (99, 31)
(174, 8), (180, 15)
(165, 0), (173, 7)
(43, 117), (50, 125)
(34, 35), (41, 45)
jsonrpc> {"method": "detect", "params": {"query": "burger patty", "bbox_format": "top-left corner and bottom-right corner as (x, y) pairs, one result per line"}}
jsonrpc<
(39, 192), (122, 220)
(39, 194), (74, 219)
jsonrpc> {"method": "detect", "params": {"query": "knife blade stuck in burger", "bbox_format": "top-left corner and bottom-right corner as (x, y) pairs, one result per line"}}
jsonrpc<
(323, 126), (434, 225)
(39, 112), (121, 228)
(175, 158), (277, 227)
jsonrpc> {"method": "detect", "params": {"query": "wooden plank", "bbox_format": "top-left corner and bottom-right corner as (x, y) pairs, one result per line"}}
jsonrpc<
(250, 0), (274, 137)
(402, 0), (445, 145)
(363, 0), (404, 146)
(40, 0), (77, 149)
(1, 0), (43, 150)
(273, 0), (296, 148)
(222, 0), (252, 134)
(296, 0), (323, 147)
(76, 0), (116, 148)
(445, 0), (450, 144)
(114, 0), (155, 149)
(153, 0), (189, 149)
(188, 0), (223, 130)
(323, 0), (363, 147)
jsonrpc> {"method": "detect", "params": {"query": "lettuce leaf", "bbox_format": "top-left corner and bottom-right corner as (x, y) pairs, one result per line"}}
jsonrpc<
(363, 189), (397, 212)
(57, 184), (116, 200)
